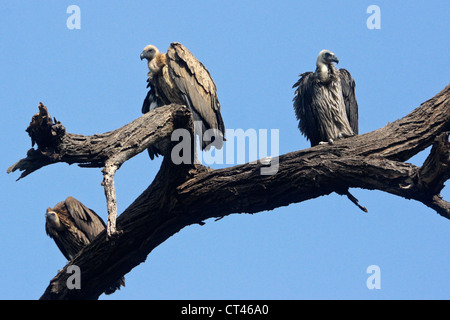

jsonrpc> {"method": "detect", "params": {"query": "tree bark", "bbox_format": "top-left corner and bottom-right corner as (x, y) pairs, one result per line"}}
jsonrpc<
(7, 84), (450, 300)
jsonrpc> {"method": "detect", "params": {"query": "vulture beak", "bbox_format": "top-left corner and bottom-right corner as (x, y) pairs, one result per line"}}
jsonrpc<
(140, 52), (145, 60)
(330, 54), (339, 64)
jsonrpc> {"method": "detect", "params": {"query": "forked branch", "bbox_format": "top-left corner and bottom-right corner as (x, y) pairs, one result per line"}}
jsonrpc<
(8, 103), (194, 237)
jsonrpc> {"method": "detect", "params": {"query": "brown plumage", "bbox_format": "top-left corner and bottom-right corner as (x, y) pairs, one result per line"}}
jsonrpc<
(141, 42), (225, 159)
(45, 196), (125, 295)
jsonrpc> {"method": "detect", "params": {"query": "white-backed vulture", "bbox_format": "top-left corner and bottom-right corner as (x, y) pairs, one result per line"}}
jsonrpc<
(140, 42), (225, 159)
(45, 196), (125, 294)
(293, 49), (358, 147)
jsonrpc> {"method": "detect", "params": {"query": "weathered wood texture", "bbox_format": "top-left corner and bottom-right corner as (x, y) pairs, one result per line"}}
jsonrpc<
(8, 103), (193, 179)
(8, 85), (450, 299)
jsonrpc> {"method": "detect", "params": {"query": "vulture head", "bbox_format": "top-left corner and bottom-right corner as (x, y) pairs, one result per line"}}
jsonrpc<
(315, 49), (340, 83)
(140, 44), (159, 61)
(317, 49), (339, 66)
(140, 44), (164, 74)
(45, 208), (64, 231)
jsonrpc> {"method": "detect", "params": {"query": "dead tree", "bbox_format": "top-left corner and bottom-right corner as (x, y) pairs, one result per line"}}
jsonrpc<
(7, 84), (450, 299)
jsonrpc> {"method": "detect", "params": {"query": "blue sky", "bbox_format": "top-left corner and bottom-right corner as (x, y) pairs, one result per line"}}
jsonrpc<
(1, 1), (449, 300)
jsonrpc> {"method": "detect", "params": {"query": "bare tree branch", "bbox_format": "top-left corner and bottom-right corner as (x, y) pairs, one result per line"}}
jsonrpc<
(419, 132), (450, 195)
(8, 103), (194, 237)
(7, 103), (194, 175)
(7, 85), (450, 299)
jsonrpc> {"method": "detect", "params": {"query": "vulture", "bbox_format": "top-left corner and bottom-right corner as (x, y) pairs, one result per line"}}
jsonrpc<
(45, 196), (125, 295)
(140, 42), (225, 159)
(293, 49), (358, 147)
(293, 50), (367, 213)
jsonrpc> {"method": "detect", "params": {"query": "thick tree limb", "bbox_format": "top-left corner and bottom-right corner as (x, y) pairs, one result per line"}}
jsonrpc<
(7, 85), (450, 299)
(8, 103), (194, 237)
(419, 132), (450, 196)
(8, 103), (192, 178)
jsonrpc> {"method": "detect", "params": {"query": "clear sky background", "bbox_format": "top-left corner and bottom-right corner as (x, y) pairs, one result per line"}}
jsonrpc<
(1, 1), (449, 300)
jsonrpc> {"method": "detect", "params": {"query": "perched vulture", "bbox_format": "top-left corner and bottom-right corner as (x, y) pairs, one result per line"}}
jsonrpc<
(293, 50), (366, 213)
(140, 42), (225, 159)
(293, 49), (358, 147)
(45, 196), (125, 295)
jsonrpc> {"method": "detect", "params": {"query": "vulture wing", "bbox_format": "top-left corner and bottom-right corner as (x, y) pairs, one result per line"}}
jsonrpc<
(339, 68), (359, 135)
(142, 77), (163, 114)
(166, 42), (225, 150)
(142, 78), (164, 159)
(64, 196), (106, 242)
(293, 72), (322, 147)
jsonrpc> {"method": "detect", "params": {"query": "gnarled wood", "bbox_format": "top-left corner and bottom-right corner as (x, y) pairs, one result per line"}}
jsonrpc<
(8, 103), (193, 178)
